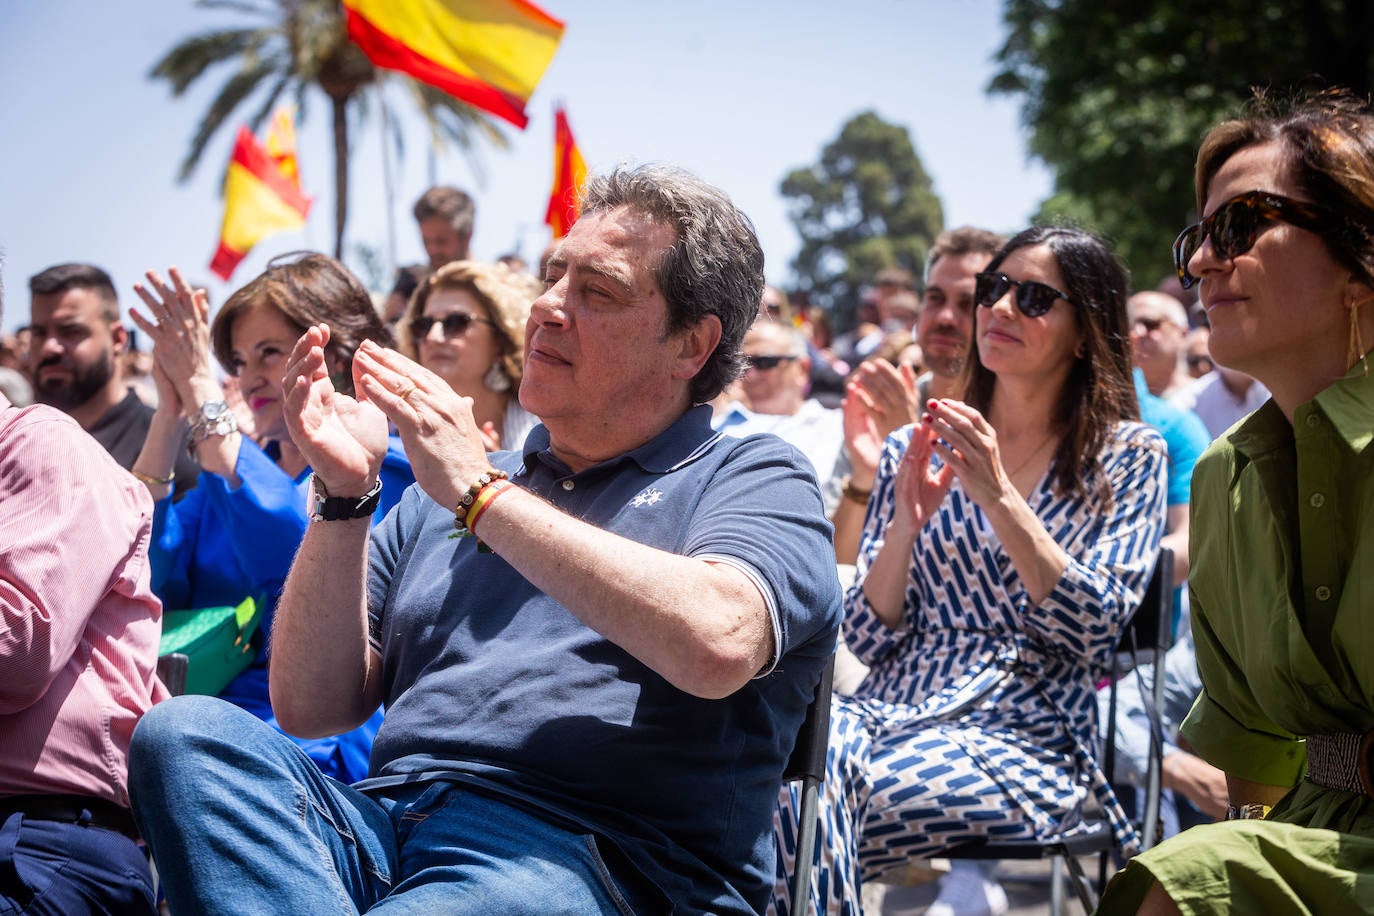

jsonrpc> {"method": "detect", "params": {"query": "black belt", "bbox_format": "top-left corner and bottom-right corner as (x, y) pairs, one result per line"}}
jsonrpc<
(0, 793), (140, 840)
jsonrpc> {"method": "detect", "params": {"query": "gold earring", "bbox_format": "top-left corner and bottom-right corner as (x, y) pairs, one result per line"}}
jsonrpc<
(1349, 300), (1368, 374)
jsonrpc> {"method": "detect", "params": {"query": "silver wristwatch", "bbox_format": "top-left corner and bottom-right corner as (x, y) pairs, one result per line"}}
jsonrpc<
(188, 399), (238, 456)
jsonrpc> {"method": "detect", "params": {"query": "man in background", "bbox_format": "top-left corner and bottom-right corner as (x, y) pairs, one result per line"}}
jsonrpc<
(413, 185), (475, 270)
(28, 263), (199, 497)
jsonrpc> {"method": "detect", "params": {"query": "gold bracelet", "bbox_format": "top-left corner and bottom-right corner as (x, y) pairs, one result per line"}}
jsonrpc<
(131, 468), (175, 486)
(841, 475), (872, 505)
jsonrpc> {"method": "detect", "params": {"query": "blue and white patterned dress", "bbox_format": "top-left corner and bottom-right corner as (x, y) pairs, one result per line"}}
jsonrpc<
(772, 420), (1167, 914)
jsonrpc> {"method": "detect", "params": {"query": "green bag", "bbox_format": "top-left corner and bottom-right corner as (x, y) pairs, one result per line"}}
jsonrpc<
(159, 596), (263, 696)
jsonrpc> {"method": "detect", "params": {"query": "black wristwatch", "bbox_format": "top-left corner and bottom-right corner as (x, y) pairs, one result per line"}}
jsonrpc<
(310, 475), (383, 521)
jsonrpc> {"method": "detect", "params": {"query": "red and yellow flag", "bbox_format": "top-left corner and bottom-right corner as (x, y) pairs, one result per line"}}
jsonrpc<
(544, 104), (586, 239)
(209, 112), (312, 281)
(342, 0), (565, 130)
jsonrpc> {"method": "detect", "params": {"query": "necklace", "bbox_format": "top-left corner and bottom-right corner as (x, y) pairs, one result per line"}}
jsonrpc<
(1004, 430), (1058, 481)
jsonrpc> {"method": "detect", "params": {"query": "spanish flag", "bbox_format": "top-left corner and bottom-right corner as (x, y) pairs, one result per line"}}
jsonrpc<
(342, 0), (565, 130)
(544, 104), (586, 239)
(209, 115), (312, 281)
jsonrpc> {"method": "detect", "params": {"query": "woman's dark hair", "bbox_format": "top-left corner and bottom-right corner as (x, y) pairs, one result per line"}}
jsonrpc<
(1195, 88), (1374, 287)
(211, 252), (392, 395)
(963, 225), (1140, 503)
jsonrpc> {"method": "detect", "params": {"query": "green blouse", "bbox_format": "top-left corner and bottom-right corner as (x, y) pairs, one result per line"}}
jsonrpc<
(1181, 363), (1374, 806)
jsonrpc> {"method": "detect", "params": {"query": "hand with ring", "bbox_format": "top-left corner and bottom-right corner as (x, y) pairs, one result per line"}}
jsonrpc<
(130, 267), (218, 418)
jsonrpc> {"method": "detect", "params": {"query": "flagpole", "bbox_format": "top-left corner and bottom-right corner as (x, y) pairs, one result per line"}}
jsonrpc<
(377, 74), (398, 278)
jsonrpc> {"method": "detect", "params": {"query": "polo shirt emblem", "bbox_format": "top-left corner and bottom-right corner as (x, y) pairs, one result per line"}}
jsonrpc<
(629, 486), (664, 507)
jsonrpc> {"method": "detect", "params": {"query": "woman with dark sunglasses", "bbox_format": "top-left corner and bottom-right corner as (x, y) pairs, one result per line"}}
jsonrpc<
(1098, 90), (1374, 916)
(127, 253), (415, 783)
(772, 226), (1167, 914)
(395, 260), (539, 450)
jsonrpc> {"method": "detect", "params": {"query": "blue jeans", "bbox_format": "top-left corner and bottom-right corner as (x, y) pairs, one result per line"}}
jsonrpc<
(129, 696), (646, 915)
(0, 812), (155, 915)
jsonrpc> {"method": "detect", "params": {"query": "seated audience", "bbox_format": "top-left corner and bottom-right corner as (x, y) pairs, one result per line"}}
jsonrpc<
(126, 255), (413, 783)
(394, 260), (539, 451)
(1184, 326), (1213, 378)
(1099, 89), (1374, 915)
(1, 275), (167, 915)
(127, 164), (840, 915)
(773, 226), (1167, 914)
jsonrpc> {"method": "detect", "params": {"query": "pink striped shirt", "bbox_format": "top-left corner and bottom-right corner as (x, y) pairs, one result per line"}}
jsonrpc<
(0, 393), (168, 807)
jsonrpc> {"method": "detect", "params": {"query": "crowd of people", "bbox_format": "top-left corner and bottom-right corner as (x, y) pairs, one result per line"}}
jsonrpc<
(2, 87), (1372, 916)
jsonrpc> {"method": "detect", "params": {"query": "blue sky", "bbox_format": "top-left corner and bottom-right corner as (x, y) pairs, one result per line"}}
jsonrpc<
(0, 0), (1052, 333)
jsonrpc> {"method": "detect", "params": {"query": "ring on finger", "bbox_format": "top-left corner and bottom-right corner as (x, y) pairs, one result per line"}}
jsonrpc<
(396, 382), (418, 402)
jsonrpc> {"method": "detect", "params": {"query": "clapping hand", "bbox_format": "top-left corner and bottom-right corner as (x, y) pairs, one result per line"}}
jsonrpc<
(129, 267), (216, 415)
(282, 325), (389, 496)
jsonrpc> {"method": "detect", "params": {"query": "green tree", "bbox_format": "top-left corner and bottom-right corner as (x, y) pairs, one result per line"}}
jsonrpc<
(990, 0), (1374, 286)
(152, 0), (507, 258)
(781, 111), (943, 326)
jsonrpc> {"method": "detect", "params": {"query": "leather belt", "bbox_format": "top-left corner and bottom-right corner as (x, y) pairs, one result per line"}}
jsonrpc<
(0, 793), (140, 840)
(1304, 732), (1374, 800)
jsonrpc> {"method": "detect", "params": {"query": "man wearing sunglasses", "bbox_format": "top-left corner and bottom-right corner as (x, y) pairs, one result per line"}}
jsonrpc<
(715, 319), (844, 485)
(1128, 291), (1195, 401)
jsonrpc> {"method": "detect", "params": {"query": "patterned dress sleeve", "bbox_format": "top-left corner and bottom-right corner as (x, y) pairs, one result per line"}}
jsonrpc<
(1016, 424), (1168, 668)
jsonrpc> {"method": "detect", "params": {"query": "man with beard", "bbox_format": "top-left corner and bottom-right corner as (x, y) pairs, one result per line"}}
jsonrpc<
(829, 227), (1003, 564)
(28, 263), (199, 497)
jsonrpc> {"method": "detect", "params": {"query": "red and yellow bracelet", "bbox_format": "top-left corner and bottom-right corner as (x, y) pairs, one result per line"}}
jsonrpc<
(466, 478), (514, 536)
(452, 469), (508, 536)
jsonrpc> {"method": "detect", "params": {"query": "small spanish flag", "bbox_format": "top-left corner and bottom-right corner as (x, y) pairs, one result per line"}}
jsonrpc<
(544, 104), (586, 239)
(209, 114), (312, 281)
(342, 0), (565, 130)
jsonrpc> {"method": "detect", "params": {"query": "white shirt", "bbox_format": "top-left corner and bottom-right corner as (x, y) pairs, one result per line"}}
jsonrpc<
(713, 398), (844, 485)
(1167, 371), (1270, 440)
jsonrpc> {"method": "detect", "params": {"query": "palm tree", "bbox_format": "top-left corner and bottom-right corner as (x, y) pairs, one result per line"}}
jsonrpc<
(152, 0), (507, 258)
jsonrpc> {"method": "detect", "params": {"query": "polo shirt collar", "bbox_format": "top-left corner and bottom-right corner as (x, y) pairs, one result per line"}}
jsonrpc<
(521, 404), (722, 477)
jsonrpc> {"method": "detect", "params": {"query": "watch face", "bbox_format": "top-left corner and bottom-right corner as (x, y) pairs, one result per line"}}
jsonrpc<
(200, 400), (229, 421)
(212, 416), (236, 436)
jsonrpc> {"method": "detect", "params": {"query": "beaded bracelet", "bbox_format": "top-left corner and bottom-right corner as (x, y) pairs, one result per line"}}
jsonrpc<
(131, 468), (175, 486)
(453, 469), (509, 536)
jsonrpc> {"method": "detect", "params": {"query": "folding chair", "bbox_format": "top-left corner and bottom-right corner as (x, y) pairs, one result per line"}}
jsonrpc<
(939, 547), (1176, 915)
(782, 650), (836, 915)
(156, 652), (189, 697)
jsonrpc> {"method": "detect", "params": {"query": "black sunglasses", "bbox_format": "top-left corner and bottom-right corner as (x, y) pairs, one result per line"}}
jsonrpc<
(1172, 191), (1332, 289)
(974, 271), (1075, 318)
(744, 354), (797, 371)
(410, 312), (493, 339)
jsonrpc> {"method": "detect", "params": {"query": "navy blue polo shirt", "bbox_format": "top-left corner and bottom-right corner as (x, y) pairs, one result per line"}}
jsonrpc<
(357, 405), (840, 914)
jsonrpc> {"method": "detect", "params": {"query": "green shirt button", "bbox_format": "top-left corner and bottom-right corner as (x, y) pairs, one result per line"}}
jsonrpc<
(1315, 585), (1333, 601)
(1305, 413), (1322, 427)
(1310, 493), (1326, 508)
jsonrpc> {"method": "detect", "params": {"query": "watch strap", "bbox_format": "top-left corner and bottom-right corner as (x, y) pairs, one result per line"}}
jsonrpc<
(311, 476), (383, 522)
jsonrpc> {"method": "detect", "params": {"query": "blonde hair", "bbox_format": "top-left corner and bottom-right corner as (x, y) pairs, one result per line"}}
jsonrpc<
(396, 260), (536, 386)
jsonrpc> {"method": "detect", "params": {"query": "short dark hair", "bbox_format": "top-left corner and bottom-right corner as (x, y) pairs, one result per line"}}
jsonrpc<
(211, 252), (392, 395)
(28, 263), (119, 322)
(412, 186), (476, 238)
(579, 164), (765, 403)
(874, 266), (916, 290)
(965, 225), (1141, 503)
(925, 226), (1006, 279)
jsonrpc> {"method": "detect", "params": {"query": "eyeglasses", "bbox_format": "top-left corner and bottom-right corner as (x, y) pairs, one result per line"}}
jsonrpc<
(1172, 191), (1333, 289)
(974, 271), (1075, 318)
(744, 354), (797, 371)
(410, 312), (492, 339)
(1132, 316), (1165, 333)
(1187, 354), (1214, 371)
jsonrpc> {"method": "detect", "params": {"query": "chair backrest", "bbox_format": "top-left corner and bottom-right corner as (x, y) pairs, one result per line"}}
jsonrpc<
(784, 652), (836, 784)
(1117, 547), (1175, 663)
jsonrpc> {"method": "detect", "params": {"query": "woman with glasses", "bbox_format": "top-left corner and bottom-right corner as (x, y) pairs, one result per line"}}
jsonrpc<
(395, 260), (539, 450)
(1098, 91), (1374, 915)
(772, 226), (1167, 914)
(127, 253), (413, 783)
